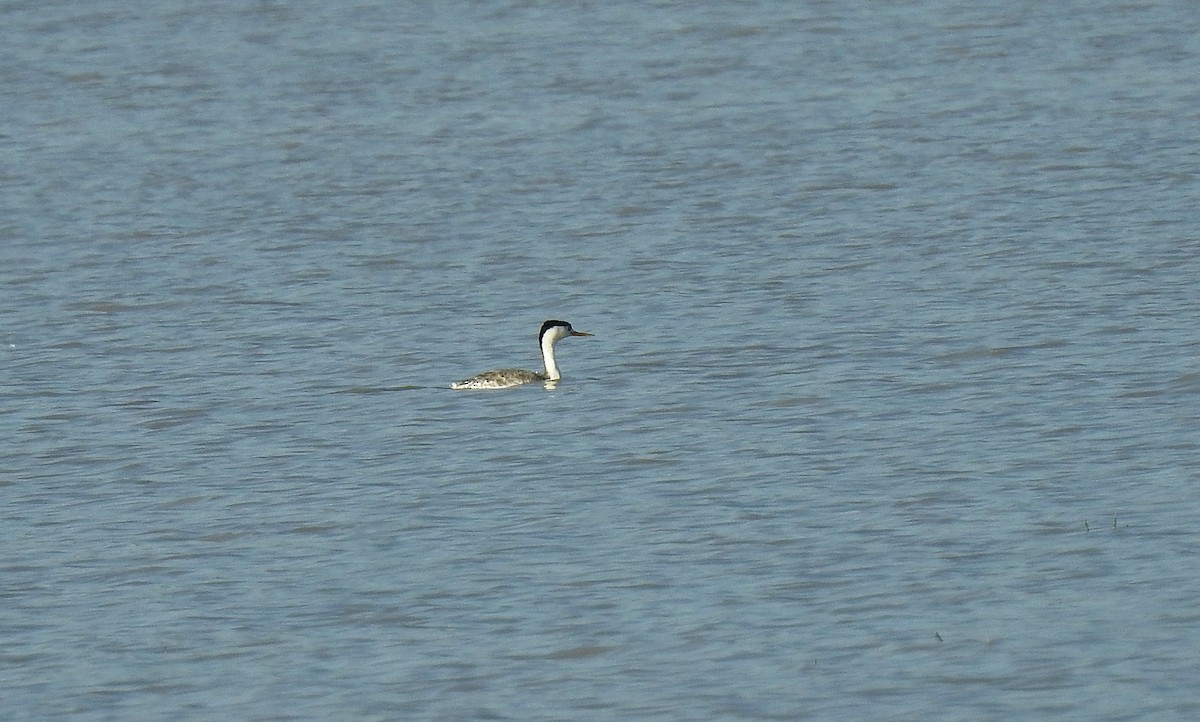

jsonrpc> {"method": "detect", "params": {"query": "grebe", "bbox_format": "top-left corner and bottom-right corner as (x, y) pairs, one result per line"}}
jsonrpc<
(450, 320), (593, 390)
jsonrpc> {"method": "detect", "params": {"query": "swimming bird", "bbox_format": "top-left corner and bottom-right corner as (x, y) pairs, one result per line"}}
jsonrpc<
(450, 319), (593, 390)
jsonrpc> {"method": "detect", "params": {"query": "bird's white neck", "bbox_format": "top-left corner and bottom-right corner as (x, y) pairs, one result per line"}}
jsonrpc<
(540, 332), (561, 380)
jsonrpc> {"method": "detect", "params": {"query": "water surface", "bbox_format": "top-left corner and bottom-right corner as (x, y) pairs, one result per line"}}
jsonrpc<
(3, 1), (1199, 719)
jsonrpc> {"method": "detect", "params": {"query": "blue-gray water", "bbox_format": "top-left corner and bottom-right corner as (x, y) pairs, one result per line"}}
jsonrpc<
(4, 1), (1199, 719)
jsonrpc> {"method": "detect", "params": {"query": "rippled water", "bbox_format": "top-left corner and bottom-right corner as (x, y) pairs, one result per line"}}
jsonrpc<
(4, 1), (1200, 719)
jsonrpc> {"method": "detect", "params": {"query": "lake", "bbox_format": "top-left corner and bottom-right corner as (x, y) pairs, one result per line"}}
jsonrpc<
(3, 1), (1199, 719)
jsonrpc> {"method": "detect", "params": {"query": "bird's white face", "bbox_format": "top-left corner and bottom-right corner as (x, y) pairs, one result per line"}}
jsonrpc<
(540, 320), (592, 346)
(544, 323), (571, 345)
